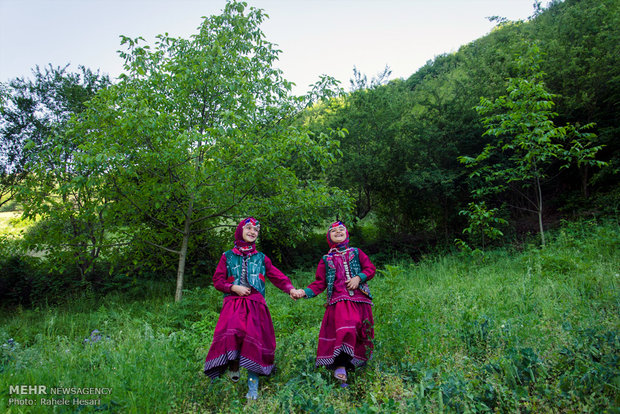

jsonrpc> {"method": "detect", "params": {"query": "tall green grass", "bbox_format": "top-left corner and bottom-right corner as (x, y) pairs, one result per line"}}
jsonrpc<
(1, 219), (618, 413)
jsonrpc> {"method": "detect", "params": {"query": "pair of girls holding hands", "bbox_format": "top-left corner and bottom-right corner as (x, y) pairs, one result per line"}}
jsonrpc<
(203, 217), (376, 399)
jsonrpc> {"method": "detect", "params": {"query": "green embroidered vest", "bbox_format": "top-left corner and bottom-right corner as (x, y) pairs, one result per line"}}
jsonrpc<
(224, 250), (266, 297)
(322, 247), (372, 301)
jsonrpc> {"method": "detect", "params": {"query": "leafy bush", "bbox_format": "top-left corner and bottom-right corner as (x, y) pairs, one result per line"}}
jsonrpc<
(554, 327), (619, 410)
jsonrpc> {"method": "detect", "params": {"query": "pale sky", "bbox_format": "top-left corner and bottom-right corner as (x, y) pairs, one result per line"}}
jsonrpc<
(0, 0), (549, 95)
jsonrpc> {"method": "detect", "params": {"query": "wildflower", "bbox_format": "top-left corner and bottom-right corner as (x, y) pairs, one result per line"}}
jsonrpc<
(2, 338), (17, 350)
(83, 329), (108, 344)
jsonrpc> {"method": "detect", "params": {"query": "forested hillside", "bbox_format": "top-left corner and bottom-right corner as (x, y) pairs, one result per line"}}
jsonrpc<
(1, 0), (618, 304)
(301, 0), (618, 252)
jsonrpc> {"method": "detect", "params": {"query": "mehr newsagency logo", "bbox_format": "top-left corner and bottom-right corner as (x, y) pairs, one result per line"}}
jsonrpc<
(8, 384), (112, 407)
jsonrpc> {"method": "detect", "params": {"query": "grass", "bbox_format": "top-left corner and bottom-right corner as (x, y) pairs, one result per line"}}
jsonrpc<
(0, 219), (618, 413)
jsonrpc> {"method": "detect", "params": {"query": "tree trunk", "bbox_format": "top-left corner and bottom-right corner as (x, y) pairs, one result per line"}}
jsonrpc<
(538, 208), (545, 247)
(443, 195), (450, 245)
(581, 165), (590, 198)
(174, 197), (194, 302)
(536, 177), (545, 247)
(174, 126), (204, 302)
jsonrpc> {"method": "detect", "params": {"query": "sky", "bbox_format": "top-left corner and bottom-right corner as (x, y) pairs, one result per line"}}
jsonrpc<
(0, 0), (549, 95)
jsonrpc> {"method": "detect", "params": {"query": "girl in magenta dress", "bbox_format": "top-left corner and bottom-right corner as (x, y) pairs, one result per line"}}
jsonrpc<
(204, 217), (297, 399)
(292, 221), (376, 387)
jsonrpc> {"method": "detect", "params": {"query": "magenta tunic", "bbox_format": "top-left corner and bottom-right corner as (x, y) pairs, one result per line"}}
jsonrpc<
(306, 248), (376, 370)
(204, 253), (294, 379)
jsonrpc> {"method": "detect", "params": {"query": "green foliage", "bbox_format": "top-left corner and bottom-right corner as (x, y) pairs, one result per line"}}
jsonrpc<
(455, 201), (507, 253)
(1, 0), (619, 406)
(4, 0), (618, 291)
(1, 65), (113, 280)
(461, 41), (606, 247)
(469, 42), (605, 189)
(0, 65), (111, 209)
(301, 0), (618, 251)
(73, 0), (351, 301)
(299, 67), (403, 222)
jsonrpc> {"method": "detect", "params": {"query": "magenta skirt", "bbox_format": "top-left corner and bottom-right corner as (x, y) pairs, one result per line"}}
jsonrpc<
(315, 300), (374, 369)
(204, 296), (276, 379)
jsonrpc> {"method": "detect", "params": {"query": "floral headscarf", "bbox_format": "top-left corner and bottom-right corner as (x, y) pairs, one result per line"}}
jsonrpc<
(326, 221), (349, 251)
(233, 217), (260, 255)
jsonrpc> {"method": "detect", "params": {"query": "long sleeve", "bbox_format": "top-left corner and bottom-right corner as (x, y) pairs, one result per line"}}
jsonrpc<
(212, 253), (233, 294)
(264, 255), (295, 294)
(304, 259), (328, 298)
(356, 248), (376, 283)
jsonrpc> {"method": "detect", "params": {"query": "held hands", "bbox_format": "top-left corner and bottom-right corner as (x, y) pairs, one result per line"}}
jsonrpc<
(287, 278), (360, 300)
(346, 276), (361, 290)
(289, 288), (306, 300)
(232, 284), (303, 299)
(231, 285), (251, 296)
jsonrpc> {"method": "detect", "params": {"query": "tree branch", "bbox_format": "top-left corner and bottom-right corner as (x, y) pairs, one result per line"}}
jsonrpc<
(141, 239), (181, 255)
(110, 176), (185, 234)
(190, 183), (257, 229)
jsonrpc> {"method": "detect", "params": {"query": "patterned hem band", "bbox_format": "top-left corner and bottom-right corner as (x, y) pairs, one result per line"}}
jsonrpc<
(315, 344), (370, 369)
(204, 352), (274, 379)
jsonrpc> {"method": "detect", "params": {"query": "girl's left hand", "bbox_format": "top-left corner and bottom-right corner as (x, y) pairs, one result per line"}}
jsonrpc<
(347, 276), (361, 290)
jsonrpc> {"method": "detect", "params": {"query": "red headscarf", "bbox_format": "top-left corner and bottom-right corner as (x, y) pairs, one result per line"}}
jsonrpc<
(326, 221), (349, 252)
(233, 217), (260, 255)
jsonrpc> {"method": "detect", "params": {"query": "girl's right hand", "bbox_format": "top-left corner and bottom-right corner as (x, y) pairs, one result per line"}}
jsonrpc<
(231, 285), (251, 296)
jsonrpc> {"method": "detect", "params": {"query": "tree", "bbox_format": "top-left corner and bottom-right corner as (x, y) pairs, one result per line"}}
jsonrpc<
(301, 66), (404, 222)
(0, 65), (110, 281)
(0, 65), (112, 280)
(454, 201), (507, 253)
(20, 148), (116, 281)
(460, 42), (605, 246)
(529, 0), (620, 199)
(0, 65), (110, 209)
(78, 0), (350, 301)
(395, 56), (481, 241)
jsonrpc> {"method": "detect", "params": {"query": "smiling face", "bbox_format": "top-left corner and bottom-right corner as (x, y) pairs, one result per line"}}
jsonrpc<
(242, 223), (260, 243)
(328, 225), (347, 244)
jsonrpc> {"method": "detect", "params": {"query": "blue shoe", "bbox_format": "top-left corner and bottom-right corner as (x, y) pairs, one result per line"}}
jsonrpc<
(334, 366), (347, 386)
(246, 372), (259, 400)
